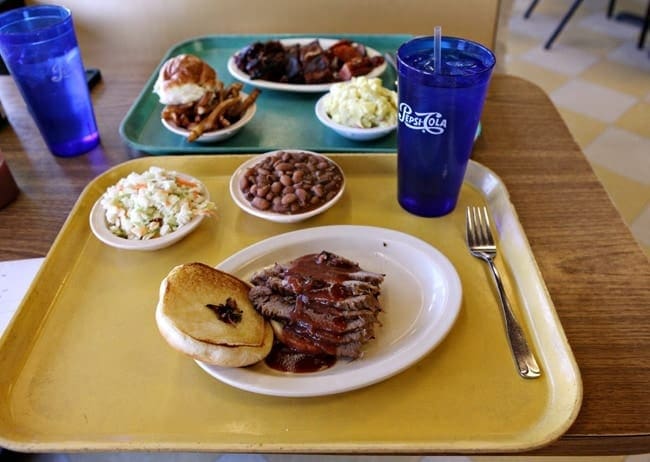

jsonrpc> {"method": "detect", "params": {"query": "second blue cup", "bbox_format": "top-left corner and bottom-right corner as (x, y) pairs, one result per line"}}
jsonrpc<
(0, 5), (100, 157)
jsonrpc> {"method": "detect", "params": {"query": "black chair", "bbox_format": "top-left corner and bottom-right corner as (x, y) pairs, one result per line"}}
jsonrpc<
(524, 0), (649, 49)
(0, 0), (26, 74)
(609, 0), (650, 49)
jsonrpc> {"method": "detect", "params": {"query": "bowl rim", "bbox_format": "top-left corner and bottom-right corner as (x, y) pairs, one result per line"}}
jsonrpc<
(161, 92), (257, 142)
(314, 93), (397, 136)
(89, 171), (210, 251)
(229, 149), (346, 223)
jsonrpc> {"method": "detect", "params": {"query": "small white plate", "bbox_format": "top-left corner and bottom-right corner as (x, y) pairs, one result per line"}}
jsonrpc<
(89, 173), (210, 251)
(227, 38), (387, 93)
(196, 225), (462, 397)
(229, 150), (345, 223)
(161, 95), (256, 143)
(315, 93), (397, 141)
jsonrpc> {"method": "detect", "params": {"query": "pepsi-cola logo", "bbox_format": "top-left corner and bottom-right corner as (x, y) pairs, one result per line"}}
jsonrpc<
(398, 103), (447, 135)
(50, 61), (72, 83)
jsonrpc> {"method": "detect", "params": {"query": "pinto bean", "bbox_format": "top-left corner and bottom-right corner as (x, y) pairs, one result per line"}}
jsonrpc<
(272, 202), (288, 213)
(325, 180), (339, 192)
(312, 184), (324, 197)
(275, 162), (293, 172)
(271, 181), (282, 193)
(295, 188), (308, 203)
(281, 193), (296, 206)
(238, 151), (344, 215)
(280, 174), (292, 187)
(251, 196), (271, 210)
(256, 184), (270, 197)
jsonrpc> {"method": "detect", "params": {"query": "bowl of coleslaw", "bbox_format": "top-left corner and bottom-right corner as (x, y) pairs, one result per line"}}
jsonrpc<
(89, 166), (216, 251)
(315, 76), (397, 141)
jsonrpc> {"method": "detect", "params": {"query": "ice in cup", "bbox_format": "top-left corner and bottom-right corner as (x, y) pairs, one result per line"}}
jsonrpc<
(397, 35), (495, 217)
(0, 5), (100, 157)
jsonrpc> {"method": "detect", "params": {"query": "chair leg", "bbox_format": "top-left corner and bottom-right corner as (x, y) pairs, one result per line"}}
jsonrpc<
(638, 1), (649, 48)
(607, 0), (617, 18)
(524, 0), (540, 19)
(544, 0), (585, 49)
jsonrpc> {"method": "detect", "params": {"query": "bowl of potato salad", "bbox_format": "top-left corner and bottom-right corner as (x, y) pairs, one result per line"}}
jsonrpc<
(315, 76), (397, 141)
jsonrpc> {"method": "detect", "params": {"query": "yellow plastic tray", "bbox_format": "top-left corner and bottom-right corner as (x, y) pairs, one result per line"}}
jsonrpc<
(0, 154), (581, 453)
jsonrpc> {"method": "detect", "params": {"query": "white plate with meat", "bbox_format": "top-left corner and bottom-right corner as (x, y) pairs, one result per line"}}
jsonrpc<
(227, 38), (387, 93)
(196, 225), (462, 397)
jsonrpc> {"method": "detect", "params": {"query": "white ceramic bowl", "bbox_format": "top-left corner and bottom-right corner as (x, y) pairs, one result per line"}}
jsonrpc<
(229, 150), (345, 223)
(161, 93), (256, 143)
(315, 94), (397, 141)
(89, 172), (210, 251)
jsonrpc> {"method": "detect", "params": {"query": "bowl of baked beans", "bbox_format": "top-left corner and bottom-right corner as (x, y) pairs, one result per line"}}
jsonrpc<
(229, 150), (345, 223)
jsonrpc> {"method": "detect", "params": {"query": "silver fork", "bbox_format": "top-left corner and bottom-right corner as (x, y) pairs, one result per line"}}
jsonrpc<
(466, 206), (541, 379)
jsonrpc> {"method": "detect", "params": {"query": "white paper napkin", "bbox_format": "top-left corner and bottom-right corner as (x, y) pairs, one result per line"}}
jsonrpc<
(0, 257), (44, 336)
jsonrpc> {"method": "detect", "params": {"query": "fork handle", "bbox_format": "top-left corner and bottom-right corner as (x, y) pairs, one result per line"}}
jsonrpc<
(485, 258), (541, 379)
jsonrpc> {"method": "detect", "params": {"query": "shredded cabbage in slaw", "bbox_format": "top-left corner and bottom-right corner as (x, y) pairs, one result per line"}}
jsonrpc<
(100, 166), (216, 240)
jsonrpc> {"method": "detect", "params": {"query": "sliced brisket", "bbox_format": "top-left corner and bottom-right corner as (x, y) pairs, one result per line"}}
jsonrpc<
(249, 251), (384, 359)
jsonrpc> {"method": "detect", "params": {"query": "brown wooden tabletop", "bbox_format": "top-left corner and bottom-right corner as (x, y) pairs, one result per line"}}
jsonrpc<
(0, 58), (648, 456)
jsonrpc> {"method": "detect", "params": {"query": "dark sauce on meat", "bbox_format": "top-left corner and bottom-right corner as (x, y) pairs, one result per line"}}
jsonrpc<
(250, 251), (385, 368)
(265, 341), (337, 373)
(285, 252), (357, 298)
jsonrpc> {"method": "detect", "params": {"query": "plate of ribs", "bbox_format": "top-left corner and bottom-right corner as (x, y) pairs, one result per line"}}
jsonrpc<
(196, 225), (462, 397)
(227, 38), (387, 93)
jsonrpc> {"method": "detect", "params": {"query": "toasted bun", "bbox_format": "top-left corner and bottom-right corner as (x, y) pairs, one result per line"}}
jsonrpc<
(153, 54), (217, 105)
(156, 262), (273, 367)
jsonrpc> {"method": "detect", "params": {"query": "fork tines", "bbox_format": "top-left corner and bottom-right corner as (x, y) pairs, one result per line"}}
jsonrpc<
(466, 205), (494, 250)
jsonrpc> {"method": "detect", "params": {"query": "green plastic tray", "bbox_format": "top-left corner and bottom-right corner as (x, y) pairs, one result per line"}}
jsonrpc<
(119, 34), (409, 155)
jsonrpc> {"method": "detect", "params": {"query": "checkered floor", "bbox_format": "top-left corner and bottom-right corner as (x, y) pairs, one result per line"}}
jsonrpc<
(502, 0), (650, 258)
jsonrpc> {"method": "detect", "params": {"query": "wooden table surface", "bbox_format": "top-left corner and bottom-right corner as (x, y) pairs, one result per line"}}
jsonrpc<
(0, 56), (648, 456)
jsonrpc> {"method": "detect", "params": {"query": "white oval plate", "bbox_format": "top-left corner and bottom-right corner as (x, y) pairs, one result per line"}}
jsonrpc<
(315, 93), (397, 141)
(196, 225), (462, 397)
(89, 173), (209, 251)
(227, 38), (387, 93)
(229, 150), (345, 223)
(161, 94), (256, 143)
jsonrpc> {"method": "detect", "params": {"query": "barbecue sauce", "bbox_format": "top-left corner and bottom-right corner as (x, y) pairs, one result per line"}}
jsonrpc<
(284, 252), (357, 299)
(259, 252), (382, 372)
(265, 341), (336, 373)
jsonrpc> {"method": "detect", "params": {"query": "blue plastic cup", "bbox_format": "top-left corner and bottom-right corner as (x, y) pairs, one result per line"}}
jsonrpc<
(397, 36), (495, 217)
(0, 5), (100, 157)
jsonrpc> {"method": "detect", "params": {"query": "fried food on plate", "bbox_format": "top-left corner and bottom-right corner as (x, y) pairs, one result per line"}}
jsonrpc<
(156, 262), (273, 367)
(154, 54), (260, 142)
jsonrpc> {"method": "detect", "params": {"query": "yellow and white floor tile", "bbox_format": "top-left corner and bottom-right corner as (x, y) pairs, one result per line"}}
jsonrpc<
(504, 0), (650, 258)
